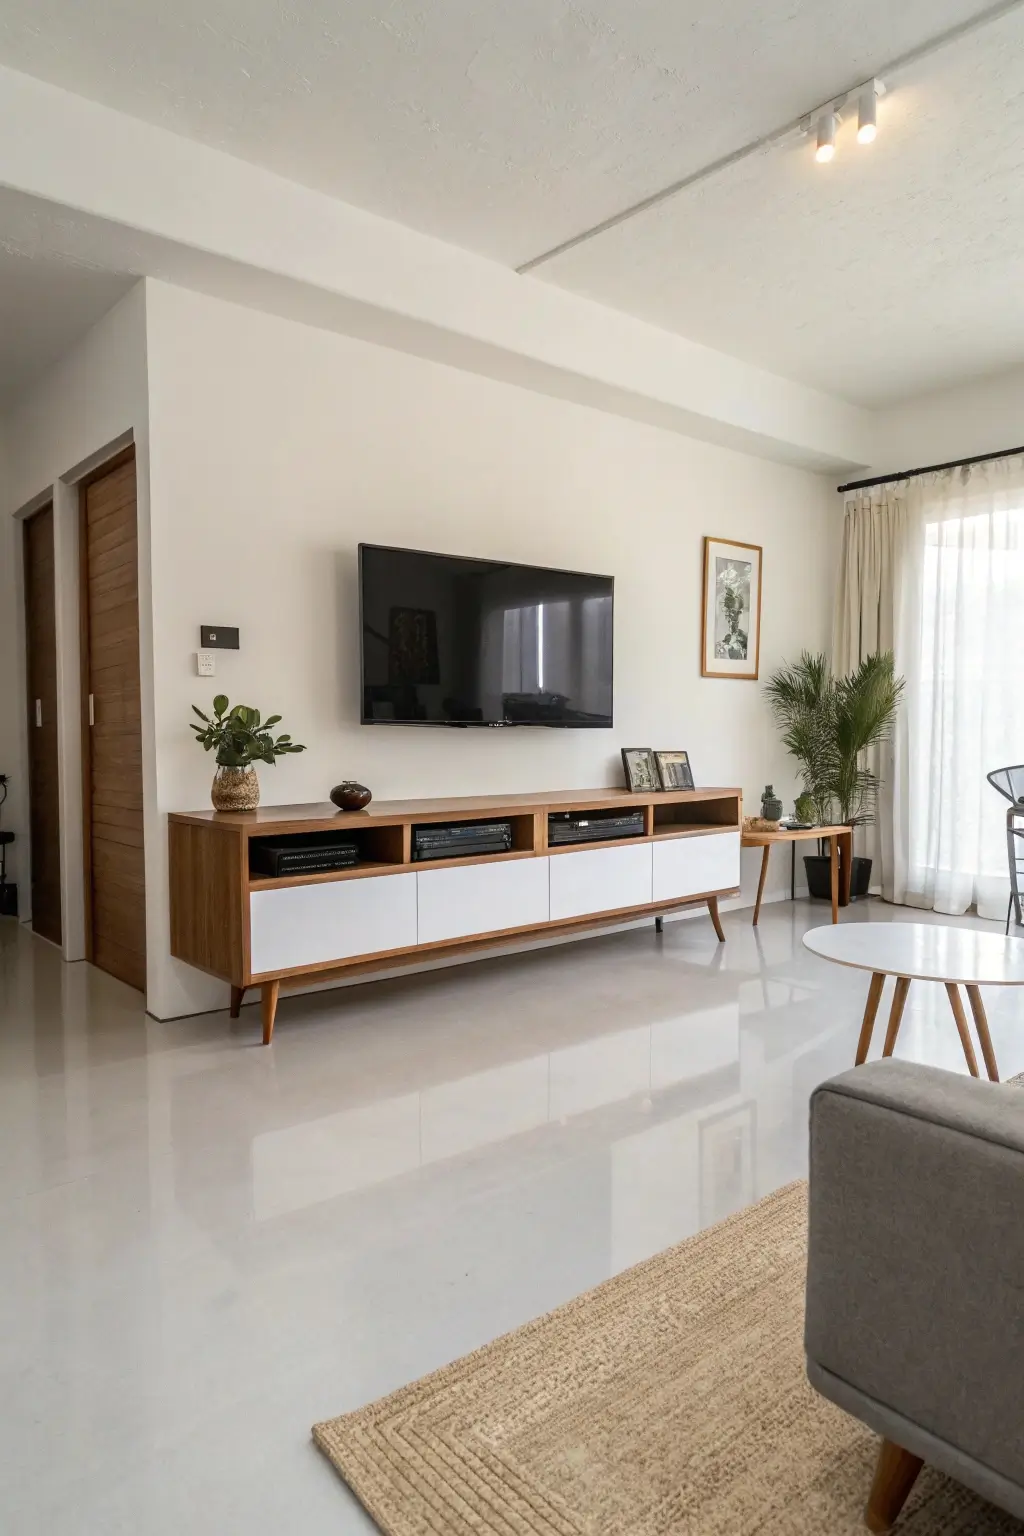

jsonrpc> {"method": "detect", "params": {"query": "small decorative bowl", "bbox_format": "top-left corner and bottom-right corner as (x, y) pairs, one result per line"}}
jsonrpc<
(330, 781), (372, 811)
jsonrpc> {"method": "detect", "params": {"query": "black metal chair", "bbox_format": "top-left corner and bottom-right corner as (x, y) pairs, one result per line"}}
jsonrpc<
(987, 766), (1024, 934)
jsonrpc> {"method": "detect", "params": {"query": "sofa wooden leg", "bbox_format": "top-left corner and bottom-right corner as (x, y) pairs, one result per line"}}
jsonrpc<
(865, 1439), (923, 1532)
(229, 985), (245, 1019)
(261, 980), (280, 1046)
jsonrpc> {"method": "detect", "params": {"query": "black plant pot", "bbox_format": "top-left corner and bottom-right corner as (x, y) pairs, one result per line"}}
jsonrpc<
(804, 853), (873, 901)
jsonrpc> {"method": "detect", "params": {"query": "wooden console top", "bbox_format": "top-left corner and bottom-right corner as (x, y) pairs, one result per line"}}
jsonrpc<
(169, 785), (742, 836)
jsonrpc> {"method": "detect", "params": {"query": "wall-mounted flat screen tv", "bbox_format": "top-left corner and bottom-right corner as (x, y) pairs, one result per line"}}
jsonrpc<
(359, 544), (613, 727)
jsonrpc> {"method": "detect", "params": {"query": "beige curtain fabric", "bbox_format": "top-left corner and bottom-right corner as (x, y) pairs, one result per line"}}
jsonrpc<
(832, 491), (907, 899)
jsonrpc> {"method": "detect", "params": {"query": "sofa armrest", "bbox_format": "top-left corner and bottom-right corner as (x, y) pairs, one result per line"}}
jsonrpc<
(806, 1060), (1024, 1488)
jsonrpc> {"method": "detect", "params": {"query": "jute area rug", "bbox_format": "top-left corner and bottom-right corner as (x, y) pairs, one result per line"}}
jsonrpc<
(313, 1181), (1020, 1535)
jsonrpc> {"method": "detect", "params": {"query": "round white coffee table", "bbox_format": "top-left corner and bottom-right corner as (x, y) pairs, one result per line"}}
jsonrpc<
(802, 922), (1024, 1080)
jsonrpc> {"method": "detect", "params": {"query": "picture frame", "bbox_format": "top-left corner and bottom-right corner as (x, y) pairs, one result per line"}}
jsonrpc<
(701, 537), (762, 680)
(621, 747), (659, 793)
(654, 750), (694, 791)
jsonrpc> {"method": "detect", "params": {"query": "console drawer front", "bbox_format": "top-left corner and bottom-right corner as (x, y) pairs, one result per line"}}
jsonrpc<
(548, 842), (653, 921)
(416, 857), (550, 944)
(652, 830), (740, 902)
(249, 872), (417, 975)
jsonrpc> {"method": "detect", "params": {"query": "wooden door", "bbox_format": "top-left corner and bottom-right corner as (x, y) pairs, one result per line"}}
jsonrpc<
(22, 504), (62, 945)
(81, 450), (146, 992)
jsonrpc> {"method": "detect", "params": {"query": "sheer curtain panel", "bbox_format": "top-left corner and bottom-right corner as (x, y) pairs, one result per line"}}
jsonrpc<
(896, 456), (1024, 916)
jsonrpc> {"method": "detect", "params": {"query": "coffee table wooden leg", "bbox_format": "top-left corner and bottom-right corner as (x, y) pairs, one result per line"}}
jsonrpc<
(944, 983), (980, 1077)
(856, 972), (886, 1066)
(830, 836), (839, 923)
(882, 976), (911, 1058)
(965, 984), (1000, 1082)
(707, 895), (726, 943)
(753, 845), (771, 927)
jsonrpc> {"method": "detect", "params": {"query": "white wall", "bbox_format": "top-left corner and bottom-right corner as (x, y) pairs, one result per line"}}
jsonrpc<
(145, 281), (838, 1019)
(870, 362), (1024, 475)
(1, 281), (150, 960)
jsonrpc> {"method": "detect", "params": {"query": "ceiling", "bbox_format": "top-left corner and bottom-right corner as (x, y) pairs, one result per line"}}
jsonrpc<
(0, 0), (1021, 406)
(0, 245), (133, 407)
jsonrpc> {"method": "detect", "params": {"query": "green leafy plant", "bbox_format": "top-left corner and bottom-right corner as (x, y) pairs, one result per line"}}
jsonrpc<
(190, 695), (306, 769)
(765, 651), (904, 826)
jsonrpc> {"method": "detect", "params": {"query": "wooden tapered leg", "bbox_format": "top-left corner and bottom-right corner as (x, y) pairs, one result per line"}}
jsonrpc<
(830, 835), (840, 924)
(882, 976), (911, 1057)
(945, 982), (980, 1077)
(865, 1439), (923, 1533)
(707, 895), (726, 943)
(855, 972), (886, 1066)
(261, 980), (280, 1046)
(966, 984), (1000, 1081)
(229, 985), (245, 1019)
(753, 846), (771, 927)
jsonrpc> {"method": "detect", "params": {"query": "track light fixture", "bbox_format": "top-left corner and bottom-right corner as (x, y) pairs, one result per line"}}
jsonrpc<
(815, 110), (837, 163)
(857, 81), (879, 143)
(809, 79), (885, 163)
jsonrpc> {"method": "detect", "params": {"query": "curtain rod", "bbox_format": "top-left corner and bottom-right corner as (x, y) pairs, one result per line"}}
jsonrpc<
(837, 444), (1024, 494)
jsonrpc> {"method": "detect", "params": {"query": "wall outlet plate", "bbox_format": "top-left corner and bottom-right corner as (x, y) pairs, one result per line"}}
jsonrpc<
(200, 625), (239, 649)
(196, 652), (216, 677)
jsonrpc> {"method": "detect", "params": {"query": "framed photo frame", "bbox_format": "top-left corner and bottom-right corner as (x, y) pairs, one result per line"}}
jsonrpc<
(654, 750), (694, 791)
(621, 747), (659, 793)
(701, 537), (762, 680)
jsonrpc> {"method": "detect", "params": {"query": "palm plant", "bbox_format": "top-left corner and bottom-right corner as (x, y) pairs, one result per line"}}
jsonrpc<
(765, 651), (904, 826)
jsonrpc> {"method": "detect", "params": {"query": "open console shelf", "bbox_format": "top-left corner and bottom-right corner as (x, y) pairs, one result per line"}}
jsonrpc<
(170, 785), (742, 1043)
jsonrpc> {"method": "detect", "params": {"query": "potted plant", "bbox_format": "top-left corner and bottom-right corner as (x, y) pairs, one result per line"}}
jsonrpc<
(765, 651), (905, 899)
(191, 695), (306, 811)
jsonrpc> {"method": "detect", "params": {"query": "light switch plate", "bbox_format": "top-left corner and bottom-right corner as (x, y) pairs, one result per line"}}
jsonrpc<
(196, 651), (216, 677)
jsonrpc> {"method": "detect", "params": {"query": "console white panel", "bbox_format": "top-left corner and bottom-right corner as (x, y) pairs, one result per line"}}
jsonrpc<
(548, 842), (653, 921)
(652, 831), (740, 902)
(416, 857), (550, 944)
(250, 872), (417, 974)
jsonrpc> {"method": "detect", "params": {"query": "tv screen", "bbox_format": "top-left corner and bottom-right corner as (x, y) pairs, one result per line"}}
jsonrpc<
(359, 544), (613, 727)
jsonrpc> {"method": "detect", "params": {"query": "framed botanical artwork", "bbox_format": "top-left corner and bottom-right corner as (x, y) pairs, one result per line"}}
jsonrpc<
(654, 750), (694, 791)
(701, 537), (762, 679)
(621, 747), (659, 793)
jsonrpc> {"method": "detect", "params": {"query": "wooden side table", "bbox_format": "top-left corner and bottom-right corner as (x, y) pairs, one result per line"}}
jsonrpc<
(741, 824), (853, 925)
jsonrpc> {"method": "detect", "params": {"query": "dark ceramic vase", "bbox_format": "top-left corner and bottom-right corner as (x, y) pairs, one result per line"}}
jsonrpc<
(330, 781), (372, 811)
(761, 784), (784, 821)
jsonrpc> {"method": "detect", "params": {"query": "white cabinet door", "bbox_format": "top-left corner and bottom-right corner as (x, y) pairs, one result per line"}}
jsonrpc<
(652, 831), (740, 902)
(250, 872), (417, 975)
(548, 842), (653, 921)
(417, 857), (550, 944)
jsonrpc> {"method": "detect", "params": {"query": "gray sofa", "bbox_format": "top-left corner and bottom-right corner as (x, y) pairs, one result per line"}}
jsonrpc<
(805, 1059), (1024, 1532)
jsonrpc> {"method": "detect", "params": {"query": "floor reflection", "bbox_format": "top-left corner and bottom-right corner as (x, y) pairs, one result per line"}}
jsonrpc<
(2, 897), (1022, 1534)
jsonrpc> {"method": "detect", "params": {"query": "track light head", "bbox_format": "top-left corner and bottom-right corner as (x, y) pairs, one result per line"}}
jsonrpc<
(815, 110), (836, 163)
(857, 81), (879, 144)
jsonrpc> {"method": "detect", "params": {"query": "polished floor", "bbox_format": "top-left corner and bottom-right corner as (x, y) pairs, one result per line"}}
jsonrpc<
(2, 898), (1021, 1534)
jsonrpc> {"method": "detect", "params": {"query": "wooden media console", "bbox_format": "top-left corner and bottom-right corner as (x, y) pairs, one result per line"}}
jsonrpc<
(169, 785), (743, 1043)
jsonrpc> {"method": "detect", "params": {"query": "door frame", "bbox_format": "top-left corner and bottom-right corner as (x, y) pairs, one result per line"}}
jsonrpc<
(21, 501), (62, 945)
(78, 444), (138, 968)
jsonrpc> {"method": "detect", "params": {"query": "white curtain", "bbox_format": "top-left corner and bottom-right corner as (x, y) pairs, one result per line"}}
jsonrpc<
(833, 489), (908, 898)
(893, 456), (1024, 917)
(836, 456), (1024, 916)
